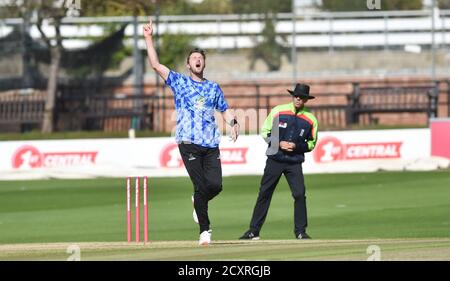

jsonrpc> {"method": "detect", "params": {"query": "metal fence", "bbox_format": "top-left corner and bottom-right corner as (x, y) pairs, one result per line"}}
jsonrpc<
(0, 90), (45, 132)
(1, 81), (447, 133)
(56, 94), (154, 132)
(347, 83), (439, 125)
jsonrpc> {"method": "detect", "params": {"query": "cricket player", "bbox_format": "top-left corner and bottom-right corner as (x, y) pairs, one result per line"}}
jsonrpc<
(240, 83), (318, 240)
(143, 19), (240, 246)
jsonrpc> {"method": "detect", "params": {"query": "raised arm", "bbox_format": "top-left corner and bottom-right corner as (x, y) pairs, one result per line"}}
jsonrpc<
(143, 19), (170, 81)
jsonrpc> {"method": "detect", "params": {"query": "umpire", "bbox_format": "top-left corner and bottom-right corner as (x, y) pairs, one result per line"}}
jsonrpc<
(240, 83), (318, 240)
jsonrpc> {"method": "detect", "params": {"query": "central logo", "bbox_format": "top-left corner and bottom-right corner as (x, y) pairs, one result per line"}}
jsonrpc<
(11, 145), (98, 169)
(12, 145), (43, 169)
(313, 136), (344, 163)
(313, 136), (402, 163)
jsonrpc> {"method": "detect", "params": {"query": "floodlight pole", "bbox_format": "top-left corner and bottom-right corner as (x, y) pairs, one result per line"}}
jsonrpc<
(431, 0), (437, 81)
(132, 15), (144, 130)
(291, 0), (297, 83)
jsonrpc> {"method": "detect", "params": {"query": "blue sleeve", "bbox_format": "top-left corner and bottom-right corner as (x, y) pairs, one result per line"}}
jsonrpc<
(165, 71), (186, 98)
(166, 70), (176, 87)
(215, 84), (229, 112)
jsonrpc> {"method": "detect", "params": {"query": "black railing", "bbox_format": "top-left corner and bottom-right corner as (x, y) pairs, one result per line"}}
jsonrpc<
(0, 94), (45, 123)
(55, 94), (155, 131)
(0, 81), (448, 133)
(346, 83), (439, 125)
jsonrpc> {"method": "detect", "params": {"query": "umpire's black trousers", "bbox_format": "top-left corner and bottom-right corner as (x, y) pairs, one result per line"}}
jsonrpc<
(178, 142), (222, 233)
(249, 158), (308, 237)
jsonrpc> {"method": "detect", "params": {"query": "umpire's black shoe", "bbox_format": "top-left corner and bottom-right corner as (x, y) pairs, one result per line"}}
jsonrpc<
(296, 232), (311, 240)
(239, 230), (260, 240)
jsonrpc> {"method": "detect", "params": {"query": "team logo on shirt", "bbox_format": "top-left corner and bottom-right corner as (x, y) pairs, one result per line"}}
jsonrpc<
(195, 97), (206, 109)
(279, 122), (287, 128)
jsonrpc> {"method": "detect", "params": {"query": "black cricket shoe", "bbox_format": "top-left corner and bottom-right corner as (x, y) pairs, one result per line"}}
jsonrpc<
(239, 230), (260, 240)
(296, 232), (311, 240)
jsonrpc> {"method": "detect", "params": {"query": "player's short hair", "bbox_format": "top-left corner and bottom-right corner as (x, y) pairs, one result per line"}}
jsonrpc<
(187, 48), (206, 63)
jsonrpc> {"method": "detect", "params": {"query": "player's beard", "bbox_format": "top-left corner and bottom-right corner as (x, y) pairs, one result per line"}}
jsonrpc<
(191, 68), (204, 76)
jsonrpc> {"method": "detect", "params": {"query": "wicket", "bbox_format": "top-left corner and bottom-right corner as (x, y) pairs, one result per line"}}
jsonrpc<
(126, 176), (149, 243)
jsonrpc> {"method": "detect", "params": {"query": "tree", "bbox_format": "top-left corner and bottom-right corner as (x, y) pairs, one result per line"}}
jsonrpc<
(321, 0), (367, 11)
(438, 0), (450, 9)
(230, 0), (292, 14)
(3, 0), (159, 133)
(82, 0), (153, 17)
(192, 0), (233, 14)
(159, 33), (194, 70)
(383, 0), (422, 10)
(230, 0), (291, 71)
(82, 0), (194, 16)
(4, 0), (70, 133)
(249, 15), (288, 71)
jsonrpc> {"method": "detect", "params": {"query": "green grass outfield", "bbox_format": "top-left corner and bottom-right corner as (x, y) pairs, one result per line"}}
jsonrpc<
(0, 171), (449, 260)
